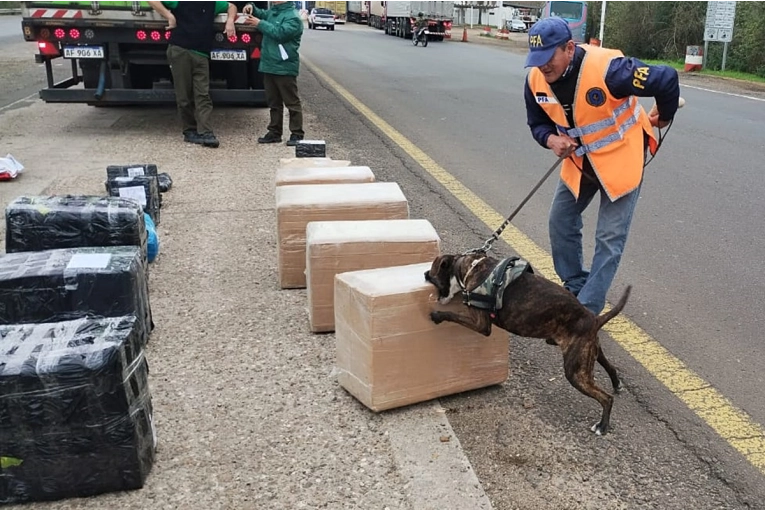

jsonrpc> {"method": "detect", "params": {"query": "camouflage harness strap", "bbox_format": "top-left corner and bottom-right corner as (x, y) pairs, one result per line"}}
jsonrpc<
(462, 256), (534, 319)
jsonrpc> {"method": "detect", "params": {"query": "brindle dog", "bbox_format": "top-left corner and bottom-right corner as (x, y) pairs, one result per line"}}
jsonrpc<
(424, 253), (631, 435)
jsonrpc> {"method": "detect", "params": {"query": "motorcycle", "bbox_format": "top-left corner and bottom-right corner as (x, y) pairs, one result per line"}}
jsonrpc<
(412, 26), (429, 47)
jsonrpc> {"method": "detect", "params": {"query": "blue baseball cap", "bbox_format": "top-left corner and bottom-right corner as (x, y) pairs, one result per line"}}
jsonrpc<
(524, 17), (573, 68)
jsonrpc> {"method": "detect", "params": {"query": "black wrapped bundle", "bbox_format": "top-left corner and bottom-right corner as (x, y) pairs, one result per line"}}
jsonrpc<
(0, 246), (153, 345)
(0, 316), (156, 505)
(105, 164), (163, 208)
(295, 140), (326, 158)
(107, 175), (161, 225)
(4, 195), (147, 256)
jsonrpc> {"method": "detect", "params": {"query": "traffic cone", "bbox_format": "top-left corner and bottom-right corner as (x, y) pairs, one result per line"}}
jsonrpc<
(462, 26), (468, 42)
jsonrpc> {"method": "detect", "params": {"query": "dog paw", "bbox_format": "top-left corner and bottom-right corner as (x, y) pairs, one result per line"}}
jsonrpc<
(613, 381), (623, 394)
(430, 311), (444, 324)
(590, 422), (607, 436)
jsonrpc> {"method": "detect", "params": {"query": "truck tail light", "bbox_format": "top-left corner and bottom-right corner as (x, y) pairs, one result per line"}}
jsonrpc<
(251, 47), (261, 59)
(165, 30), (171, 40)
(54, 28), (65, 39)
(38, 41), (60, 57)
(136, 30), (147, 41)
(241, 33), (251, 44)
(69, 28), (81, 39)
(228, 34), (238, 43)
(150, 30), (161, 41)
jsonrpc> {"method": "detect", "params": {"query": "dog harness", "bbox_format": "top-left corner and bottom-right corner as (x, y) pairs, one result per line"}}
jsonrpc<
(461, 257), (534, 319)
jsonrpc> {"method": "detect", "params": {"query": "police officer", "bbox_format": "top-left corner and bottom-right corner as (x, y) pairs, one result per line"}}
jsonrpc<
(523, 17), (680, 316)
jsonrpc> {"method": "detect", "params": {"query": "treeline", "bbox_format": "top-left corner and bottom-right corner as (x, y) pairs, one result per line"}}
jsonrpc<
(585, 1), (765, 77)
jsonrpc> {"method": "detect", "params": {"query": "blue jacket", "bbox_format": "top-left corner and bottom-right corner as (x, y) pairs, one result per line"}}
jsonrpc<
(524, 45), (680, 149)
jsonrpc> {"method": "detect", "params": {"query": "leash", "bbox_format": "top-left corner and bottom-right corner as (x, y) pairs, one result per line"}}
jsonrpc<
(464, 147), (573, 255)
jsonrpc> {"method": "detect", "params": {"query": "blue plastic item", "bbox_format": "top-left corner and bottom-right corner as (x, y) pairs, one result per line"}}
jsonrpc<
(144, 213), (159, 263)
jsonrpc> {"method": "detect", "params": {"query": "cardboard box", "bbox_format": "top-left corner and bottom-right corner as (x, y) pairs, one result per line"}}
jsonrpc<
(306, 219), (441, 333)
(276, 183), (409, 289)
(279, 157), (351, 169)
(275, 166), (375, 187)
(334, 262), (509, 412)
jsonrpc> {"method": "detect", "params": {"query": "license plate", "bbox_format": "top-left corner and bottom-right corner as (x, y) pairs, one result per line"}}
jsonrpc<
(211, 49), (247, 61)
(63, 45), (104, 59)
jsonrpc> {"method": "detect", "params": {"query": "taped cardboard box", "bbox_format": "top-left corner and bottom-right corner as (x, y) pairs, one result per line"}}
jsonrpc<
(306, 219), (441, 333)
(276, 166), (375, 187)
(334, 262), (508, 412)
(279, 157), (351, 169)
(276, 183), (409, 289)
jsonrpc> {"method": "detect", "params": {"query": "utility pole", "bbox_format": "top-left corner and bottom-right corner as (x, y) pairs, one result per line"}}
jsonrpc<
(598, 0), (607, 46)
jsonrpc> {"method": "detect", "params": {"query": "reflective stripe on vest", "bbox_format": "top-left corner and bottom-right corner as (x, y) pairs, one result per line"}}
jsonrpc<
(563, 97), (642, 157)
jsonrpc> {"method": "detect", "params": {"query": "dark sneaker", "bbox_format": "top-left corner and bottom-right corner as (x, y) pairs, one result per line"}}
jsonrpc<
(257, 132), (282, 144)
(183, 129), (199, 143)
(198, 132), (220, 148)
(286, 134), (304, 147)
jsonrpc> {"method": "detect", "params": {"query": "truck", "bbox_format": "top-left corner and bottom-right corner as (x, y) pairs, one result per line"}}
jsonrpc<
(346, 1), (368, 24)
(315, 1), (345, 23)
(19, 1), (270, 107)
(368, 1), (384, 29)
(383, 1), (454, 41)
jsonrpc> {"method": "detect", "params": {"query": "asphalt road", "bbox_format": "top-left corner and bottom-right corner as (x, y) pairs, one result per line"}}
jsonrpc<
(298, 22), (765, 508)
(0, 15), (71, 112)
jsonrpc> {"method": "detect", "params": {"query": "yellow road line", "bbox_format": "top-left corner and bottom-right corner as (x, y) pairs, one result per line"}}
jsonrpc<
(302, 58), (765, 474)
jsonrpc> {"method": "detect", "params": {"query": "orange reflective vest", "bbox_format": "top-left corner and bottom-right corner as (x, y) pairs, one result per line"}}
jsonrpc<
(528, 44), (658, 201)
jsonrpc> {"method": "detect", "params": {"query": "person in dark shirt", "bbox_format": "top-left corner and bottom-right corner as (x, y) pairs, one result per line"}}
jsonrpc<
(524, 17), (679, 317)
(150, 1), (237, 148)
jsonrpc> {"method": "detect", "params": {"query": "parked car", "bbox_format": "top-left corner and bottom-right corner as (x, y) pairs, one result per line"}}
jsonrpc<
(507, 18), (527, 32)
(309, 8), (336, 30)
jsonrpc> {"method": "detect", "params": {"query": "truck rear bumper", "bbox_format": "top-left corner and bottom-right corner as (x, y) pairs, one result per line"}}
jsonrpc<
(39, 88), (266, 106)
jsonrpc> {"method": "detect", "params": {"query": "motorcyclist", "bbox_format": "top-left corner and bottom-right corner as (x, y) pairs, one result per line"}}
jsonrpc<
(415, 12), (427, 40)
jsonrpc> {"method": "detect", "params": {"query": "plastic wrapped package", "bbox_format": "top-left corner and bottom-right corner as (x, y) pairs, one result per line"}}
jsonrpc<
(275, 166), (375, 187)
(105, 164), (163, 208)
(0, 246), (153, 345)
(4, 195), (147, 257)
(157, 172), (173, 193)
(0, 316), (156, 505)
(107, 175), (161, 225)
(333, 263), (509, 412)
(306, 219), (441, 333)
(275, 182), (409, 289)
(279, 157), (351, 169)
(295, 140), (327, 158)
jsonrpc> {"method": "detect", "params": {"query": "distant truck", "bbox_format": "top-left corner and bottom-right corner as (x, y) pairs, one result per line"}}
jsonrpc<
(346, 1), (368, 24)
(314, 1), (346, 23)
(383, 1), (454, 42)
(19, 1), (270, 106)
(368, 1), (384, 30)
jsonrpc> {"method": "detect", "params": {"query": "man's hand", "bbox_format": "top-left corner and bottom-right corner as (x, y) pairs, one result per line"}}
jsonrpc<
(649, 114), (670, 129)
(243, 14), (260, 27)
(224, 19), (236, 38)
(166, 13), (176, 29)
(243, 3), (253, 15)
(547, 134), (578, 158)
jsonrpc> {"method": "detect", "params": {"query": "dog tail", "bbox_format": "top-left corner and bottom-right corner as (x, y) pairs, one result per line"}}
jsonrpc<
(595, 285), (632, 331)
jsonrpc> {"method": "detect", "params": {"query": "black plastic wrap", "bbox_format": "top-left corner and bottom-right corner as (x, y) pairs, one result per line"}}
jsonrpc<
(107, 175), (161, 225)
(4, 195), (147, 256)
(0, 246), (153, 345)
(295, 140), (326, 158)
(0, 316), (156, 505)
(105, 164), (163, 208)
(157, 172), (173, 193)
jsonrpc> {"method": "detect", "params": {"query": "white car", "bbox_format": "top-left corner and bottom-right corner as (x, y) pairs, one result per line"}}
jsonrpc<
(309, 8), (336, 30)
(507, 19), (527, 32)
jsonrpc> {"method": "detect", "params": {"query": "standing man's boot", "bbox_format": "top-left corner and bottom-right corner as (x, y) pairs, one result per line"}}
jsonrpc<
(286, 134), (304, 147)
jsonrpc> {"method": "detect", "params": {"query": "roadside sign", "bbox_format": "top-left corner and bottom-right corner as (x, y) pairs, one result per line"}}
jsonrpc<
(704, 1), (736, 42)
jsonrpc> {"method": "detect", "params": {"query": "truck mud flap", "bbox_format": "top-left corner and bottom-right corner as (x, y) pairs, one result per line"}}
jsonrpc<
(38, 88), (266, 106)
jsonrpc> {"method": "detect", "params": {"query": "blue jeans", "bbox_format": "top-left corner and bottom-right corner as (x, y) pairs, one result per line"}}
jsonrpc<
(548, 178), (641, 315)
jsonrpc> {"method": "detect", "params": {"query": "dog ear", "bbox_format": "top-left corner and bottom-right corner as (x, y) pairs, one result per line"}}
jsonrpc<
(433, 254), (455, 276)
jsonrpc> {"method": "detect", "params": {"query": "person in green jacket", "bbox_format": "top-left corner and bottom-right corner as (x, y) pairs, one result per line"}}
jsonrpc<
(243, 1), (305, 146)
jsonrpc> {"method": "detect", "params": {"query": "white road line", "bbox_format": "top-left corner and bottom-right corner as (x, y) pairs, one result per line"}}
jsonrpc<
(681, 83), (765, 102)
(0, 92), (37, 113)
